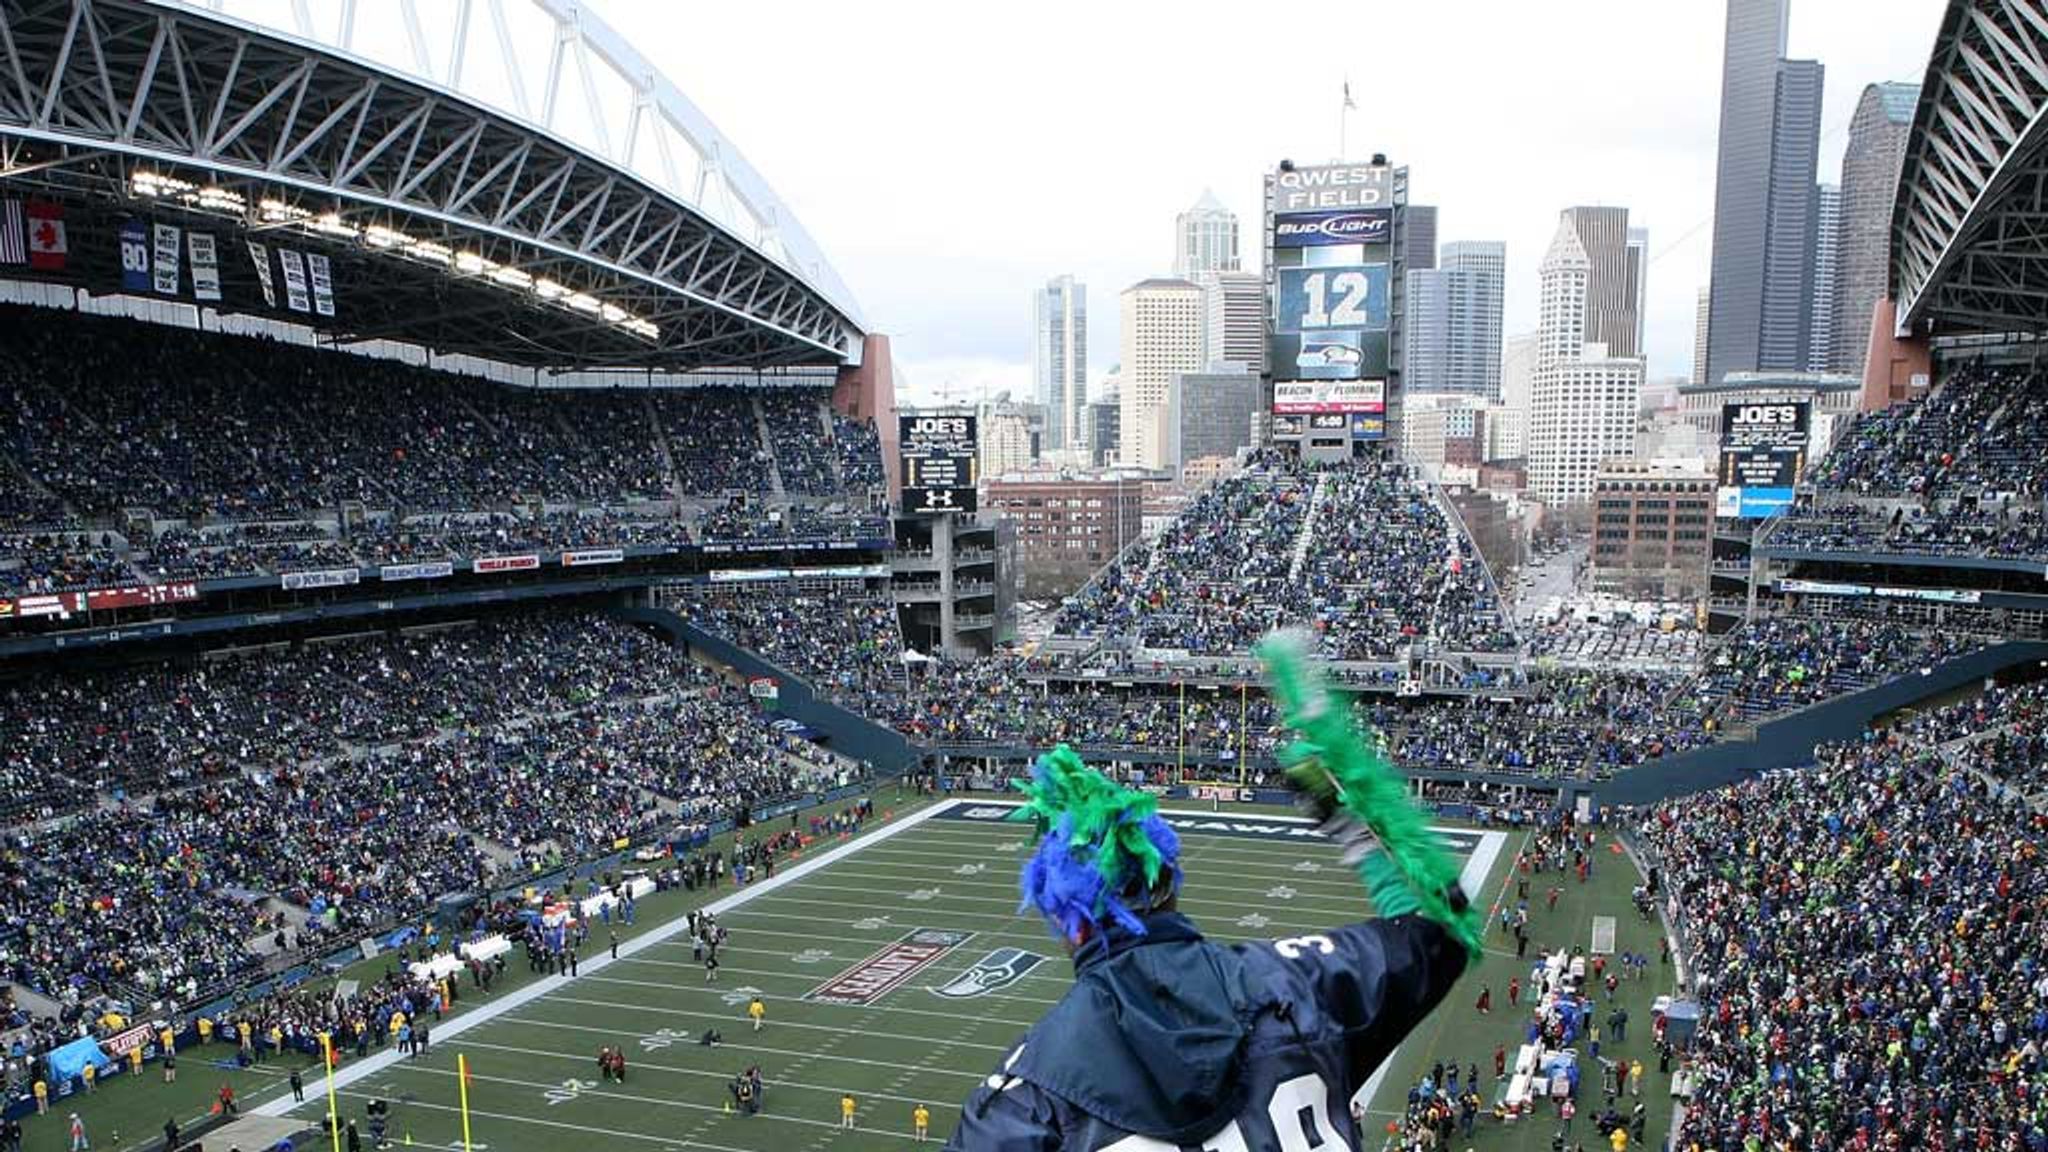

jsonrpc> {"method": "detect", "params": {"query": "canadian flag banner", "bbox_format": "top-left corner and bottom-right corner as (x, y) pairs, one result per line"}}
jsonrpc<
(25, 200), (65, 270)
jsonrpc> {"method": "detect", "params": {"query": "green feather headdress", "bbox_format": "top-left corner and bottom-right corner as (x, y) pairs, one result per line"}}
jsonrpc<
(1010, 745), (1182, 939)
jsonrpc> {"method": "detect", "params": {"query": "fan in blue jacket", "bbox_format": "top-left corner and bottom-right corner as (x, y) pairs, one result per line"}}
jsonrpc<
(945, 635), (1482, 1151)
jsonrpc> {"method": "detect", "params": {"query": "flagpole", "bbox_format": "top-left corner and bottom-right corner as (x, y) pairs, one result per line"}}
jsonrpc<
(1177, 680), (1186, 782)
(457, 1054), (475, 1152)
(1340, 78), (1349, 160)
(1237, 684), (1248, 786)
(321, 1033), (341, 1152)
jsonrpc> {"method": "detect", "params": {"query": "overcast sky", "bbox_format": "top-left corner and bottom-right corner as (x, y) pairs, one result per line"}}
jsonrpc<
(616, 0), (1946, 405)
(221, 0), (1949, 402)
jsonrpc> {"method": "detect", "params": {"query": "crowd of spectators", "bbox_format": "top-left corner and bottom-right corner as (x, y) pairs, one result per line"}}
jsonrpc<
(0, 531), (133, 596)
(1696, 616), (1987, 721)
(677, 576), (1740, 783)
(1051, 454), (1517, 660)
(0, 309), (887, 590)
(1366, 670), (1716, 780)
(759, 389), (840, 496)
(1780, 362), (2048, 565)
(1811, 362), (2048, 498)
(1918, 678), (2048, 802)
(1767, 501), (2048, 564)
(0, 613), (704, 821)
(1642, 693), (2048, 1148)
(0, 611), (851, 1008)
(1051, 461), (1311, 654)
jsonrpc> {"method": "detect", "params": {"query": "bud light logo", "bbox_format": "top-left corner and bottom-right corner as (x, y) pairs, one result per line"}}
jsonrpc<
(1274, 209), (1391, 248)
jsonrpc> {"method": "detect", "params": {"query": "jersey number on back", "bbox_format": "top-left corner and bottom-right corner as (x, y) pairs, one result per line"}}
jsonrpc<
(1097, 1073), (1347, 1151)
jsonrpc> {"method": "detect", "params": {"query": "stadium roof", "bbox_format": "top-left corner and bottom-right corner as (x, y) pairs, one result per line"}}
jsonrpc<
(0, 0), (865, 370)
(1890, 0), (2048, 338)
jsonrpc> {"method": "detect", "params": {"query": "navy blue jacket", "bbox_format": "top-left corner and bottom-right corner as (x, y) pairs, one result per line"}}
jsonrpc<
(944, 911), (1467, 1150)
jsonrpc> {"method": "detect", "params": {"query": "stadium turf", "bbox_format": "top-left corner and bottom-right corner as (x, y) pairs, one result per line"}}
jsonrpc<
(192, 798), (1680, 1152)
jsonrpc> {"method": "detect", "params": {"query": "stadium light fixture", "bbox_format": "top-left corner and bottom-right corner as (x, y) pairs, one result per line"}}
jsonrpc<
(534, 278), (569, 301)
(566, 292), (603, 314)
(260, 199), (311, 223)
(455, 252), (496, 274)
(405, 239), (454, 265)
(132, 172), (196, 197)
(312, 213), (358, 239)
(196, 187), (246, 211)
(364, 226), (405, 249)
(489, 266), (535, 289)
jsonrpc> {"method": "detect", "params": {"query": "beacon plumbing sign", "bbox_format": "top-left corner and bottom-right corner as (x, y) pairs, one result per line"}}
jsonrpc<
(1272, 163), (1392, 213)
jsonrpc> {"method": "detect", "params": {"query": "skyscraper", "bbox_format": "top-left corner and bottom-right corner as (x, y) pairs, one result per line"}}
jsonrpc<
(1560, 207), (1641, 359)
(1203, 271), (1265, 370)
(1831, 82), (1919, 372)
(1760, 58), (1824, 371)
(1033, 276), (1087, 455)
(1405, 205), (1439, 271)
(1693, 286), (1712, 385)
(1119, 278), (1206, 470)
(1705, 0), (1823, 384)
(1626, 227), (1650, 359)
(1495, 331), (1537, 461)
(1174, 191), (1239, 281)
(1809, 183), (1840, 373)
(1404, 241), (1506, 399)
(1529, 215), (1644, 506)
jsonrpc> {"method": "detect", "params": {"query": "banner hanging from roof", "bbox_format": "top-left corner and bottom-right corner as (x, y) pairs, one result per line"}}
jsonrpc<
(307, 252), (335, 317)
(278, 249), (311, 313)
(189, 232), (221, 301)
(152, 223), (181, 295)
(247, 241), (276, 307)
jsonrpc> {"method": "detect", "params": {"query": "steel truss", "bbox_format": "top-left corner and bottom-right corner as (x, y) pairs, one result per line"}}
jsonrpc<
(0, 0), (861, 369)
(1893, 0), (2048, 337)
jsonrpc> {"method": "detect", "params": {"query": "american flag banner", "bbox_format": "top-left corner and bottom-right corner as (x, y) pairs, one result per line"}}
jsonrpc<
(0, 200), (24, 265)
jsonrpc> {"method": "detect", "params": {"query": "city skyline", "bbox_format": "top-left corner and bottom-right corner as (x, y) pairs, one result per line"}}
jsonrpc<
(626, 1), (1945, 404)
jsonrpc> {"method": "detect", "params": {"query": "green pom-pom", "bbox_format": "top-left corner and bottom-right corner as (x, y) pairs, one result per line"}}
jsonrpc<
(1256, 632), (1484, 967)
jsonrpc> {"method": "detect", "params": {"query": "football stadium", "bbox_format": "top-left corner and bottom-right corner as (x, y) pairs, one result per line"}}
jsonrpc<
(1, 1), (2046, 1150)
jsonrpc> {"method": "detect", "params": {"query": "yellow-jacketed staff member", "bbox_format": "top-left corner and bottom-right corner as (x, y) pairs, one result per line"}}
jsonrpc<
(840, 1094), (856, 1130)
(913, 1104), (931, 1142)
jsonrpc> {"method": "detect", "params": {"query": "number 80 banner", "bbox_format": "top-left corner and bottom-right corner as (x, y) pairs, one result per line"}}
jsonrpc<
(1274, 264), (1389, 334)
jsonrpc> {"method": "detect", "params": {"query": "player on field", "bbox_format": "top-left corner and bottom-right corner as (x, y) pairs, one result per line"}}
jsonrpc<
(945, 634), (1479, 1151)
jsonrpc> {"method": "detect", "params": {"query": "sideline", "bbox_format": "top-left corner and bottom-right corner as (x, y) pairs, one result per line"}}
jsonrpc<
(1353, 827), (1510, 1116)
(255, 799), (954, 1117)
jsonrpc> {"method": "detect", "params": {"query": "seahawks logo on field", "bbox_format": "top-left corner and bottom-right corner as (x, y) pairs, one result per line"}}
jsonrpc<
(929, 948), (1047, 999)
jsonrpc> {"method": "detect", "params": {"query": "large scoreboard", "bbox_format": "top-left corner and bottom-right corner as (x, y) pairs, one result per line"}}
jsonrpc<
(899, 411), (979, 515)
(1715, 400), (1810, 519)
(1264, 160), (1403, 458)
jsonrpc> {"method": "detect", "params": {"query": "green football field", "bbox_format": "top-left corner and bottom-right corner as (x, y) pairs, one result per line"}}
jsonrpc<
(224, 799), (1681, 1152)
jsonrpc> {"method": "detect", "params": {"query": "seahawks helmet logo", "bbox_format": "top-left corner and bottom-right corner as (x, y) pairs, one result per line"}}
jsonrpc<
(930, 948), (1047, 999)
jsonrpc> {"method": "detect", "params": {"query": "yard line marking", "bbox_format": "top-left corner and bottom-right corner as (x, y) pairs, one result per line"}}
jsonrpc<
(326, 1084), (904, 1150)
(720, 891), (1366, 938)
(1353, 826), (1513, 1118)
(501, 1006), (1013, 1054)
(576, 973), (1048, 1029)
(344, 1061), (944, 1138)
(253, 800), (956, 1118)
(448, 1034), (980, 1090)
